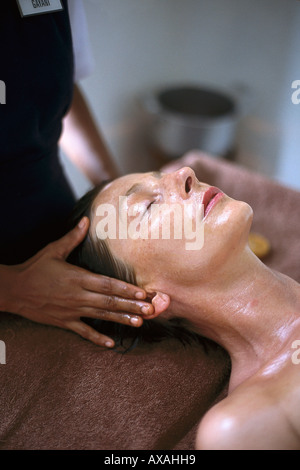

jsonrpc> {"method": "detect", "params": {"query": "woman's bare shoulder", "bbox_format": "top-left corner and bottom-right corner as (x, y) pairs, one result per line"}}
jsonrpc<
(195, 374), (300, 450)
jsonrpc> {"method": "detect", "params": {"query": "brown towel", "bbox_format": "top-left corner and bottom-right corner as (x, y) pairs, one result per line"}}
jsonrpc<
(0, 313), (229, 450)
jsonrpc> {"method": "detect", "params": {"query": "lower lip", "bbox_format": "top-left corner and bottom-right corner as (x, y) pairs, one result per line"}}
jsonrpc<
(204, 192), (224, 218)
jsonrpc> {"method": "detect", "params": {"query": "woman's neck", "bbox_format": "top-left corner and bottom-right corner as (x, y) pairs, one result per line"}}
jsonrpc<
(169, 246), (300, 391)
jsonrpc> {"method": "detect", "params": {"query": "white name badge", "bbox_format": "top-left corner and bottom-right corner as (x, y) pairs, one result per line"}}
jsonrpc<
(16, 0), (63, 17)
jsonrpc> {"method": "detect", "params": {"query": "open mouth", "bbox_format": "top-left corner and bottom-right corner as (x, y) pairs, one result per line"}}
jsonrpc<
(202, 187), (223, 217)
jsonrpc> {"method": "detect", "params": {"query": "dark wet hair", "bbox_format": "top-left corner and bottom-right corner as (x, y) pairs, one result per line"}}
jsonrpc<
(67, 182), (215, 352)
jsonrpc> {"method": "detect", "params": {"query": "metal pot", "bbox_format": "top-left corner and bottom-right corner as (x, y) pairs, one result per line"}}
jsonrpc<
(141, 85), (242, 159)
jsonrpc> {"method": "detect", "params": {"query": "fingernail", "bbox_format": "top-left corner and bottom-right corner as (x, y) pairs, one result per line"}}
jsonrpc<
(130, 317), (140, 325)
(135, 291), (144, 299)
(105, 341), (114, 348)
(78, 217), (86, 229)
(141, 305), (150, 314)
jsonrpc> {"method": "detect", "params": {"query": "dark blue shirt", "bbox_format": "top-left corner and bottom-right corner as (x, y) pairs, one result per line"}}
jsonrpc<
(0, 0), (76, 264)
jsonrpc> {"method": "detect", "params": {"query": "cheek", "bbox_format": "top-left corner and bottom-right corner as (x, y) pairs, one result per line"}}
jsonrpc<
(128, 237), (186, 287)
(171, 200), (254, 282)
(108, 236), (165, 285)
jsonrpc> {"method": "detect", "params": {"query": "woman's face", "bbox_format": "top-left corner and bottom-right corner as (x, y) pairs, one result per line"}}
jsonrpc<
(90, 167), (253, 292)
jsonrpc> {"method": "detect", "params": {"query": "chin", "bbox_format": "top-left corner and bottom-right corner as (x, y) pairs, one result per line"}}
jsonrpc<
(226, 198), (253, 236)
(227, 200), (253, 249)
(200, 199), (253, 270)
(208, 196), (253, 230)
(238, 200), (254, 233)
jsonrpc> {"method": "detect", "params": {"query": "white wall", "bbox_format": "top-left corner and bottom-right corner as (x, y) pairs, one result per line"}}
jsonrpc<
(62, 0), (300, 196)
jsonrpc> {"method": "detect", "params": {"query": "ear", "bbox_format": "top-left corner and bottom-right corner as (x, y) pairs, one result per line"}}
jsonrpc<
(144, 291), (170, 319)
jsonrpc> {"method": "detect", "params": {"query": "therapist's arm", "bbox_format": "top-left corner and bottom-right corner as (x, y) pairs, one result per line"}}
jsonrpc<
(59, 84), (120, 185)
(0, 217), (153, 347)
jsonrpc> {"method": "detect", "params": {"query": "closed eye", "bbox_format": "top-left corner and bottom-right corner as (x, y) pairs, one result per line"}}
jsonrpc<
(145, 196), (160, 215)
(147, 200), (155, 210)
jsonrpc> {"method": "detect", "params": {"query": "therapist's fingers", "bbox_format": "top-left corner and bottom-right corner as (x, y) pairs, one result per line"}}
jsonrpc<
(81, 271), (147, 301)
(81, 291), (154, 316)
(67, 320), (116, 348)
(50, 216), (149, 302)
(81, 309), (144, 327)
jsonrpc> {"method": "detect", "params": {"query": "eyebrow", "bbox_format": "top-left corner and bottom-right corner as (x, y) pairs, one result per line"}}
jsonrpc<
(125, 171), (163, 197)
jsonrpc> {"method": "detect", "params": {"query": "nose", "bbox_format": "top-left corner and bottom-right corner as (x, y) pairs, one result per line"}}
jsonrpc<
(173, 167), (196, 199)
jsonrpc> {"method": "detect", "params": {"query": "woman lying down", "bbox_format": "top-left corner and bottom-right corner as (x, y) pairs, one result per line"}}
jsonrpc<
(68, 166), (300, 450)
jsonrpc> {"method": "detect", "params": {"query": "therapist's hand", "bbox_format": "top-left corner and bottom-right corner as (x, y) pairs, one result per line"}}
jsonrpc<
(0, 217), (153, 347)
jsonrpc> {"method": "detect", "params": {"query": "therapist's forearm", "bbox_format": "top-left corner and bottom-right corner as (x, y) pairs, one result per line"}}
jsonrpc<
(60, 84), (120, 185)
